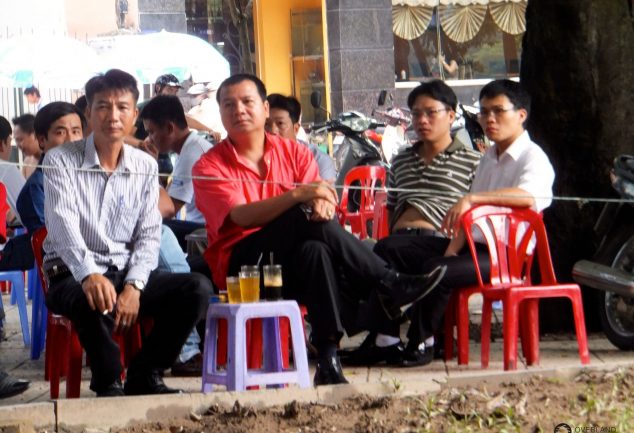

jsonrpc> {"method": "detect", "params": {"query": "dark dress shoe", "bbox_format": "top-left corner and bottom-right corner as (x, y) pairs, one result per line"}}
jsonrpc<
(96, 379), (125, 397)
(171, 353), (203, 377)
(313, 356), (349, 386)
(378, 265), (447, 320)
(0, 371), (29, 399)
(340, 333), (404, 366)
(125, 370), (183, 396)
(399, 344), (434, 367)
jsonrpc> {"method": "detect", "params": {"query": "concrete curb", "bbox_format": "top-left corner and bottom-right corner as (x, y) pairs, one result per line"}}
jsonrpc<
(2, 360), (634, 431)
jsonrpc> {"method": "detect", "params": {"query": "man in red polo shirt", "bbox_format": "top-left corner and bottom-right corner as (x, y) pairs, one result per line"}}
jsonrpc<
(193, 74), (446, 386)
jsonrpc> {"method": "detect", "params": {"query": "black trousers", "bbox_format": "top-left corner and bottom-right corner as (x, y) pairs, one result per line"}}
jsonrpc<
(228, 206), (391, 348)
(0, 234), (35, 271)
(364, 233), (490, 346)
(46, 268), (210, 392)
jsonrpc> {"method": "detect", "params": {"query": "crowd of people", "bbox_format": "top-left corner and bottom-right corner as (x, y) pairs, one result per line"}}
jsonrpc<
(0, 70), (554, 399)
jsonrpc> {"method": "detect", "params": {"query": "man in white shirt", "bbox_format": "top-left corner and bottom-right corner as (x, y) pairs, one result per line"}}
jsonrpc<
(139, 94), (213, 250)
(12, 114), (41, 179)
(0, 116), (25, 224)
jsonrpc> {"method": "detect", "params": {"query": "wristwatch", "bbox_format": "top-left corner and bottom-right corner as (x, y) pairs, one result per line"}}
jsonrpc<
(125, 280), (146, 291)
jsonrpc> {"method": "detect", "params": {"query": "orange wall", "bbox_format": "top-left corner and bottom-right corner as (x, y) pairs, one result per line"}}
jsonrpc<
(254, 0), (323, 95)
(65, 0), (139, 39)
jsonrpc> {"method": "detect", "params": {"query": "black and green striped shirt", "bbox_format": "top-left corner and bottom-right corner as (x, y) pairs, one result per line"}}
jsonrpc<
(387, 138), (482, 230)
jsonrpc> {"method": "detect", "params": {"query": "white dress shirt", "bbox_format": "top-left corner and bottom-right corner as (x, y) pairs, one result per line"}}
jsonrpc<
(43, 135), (161, 284)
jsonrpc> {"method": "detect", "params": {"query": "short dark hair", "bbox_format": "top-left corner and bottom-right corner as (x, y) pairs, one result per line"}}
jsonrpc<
(407, 80), (457, 111)
(74, 95), (88, 113)
(24, 86), (40, 98)
(0, 116), (11, 141)
(266, 93), (302, 124)
(216, 73), (267, 104)
(11, 114), (35, 134)
(34, 102), (86, 138)
(85, 69), (139, 106)
(479, 79), (531, 116)
(139, 95), (188, 130)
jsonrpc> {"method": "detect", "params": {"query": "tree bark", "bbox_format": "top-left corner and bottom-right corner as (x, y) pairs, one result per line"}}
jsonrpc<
(521, 0), (634, 330)
(226, 0), (254, 74)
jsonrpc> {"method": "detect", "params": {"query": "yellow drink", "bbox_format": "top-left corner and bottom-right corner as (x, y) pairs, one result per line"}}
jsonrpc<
(239, 272), (260, 303)
(226, 277), (241, 304)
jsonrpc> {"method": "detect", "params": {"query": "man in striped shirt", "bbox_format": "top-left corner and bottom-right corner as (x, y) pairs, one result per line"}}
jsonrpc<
(42, 69), (210, 397)
(345, 80), (481, 367)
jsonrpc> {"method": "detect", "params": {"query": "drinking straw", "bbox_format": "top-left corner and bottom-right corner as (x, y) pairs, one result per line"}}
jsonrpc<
(256, 252), (263, 267)
(270, 252), (274, 265)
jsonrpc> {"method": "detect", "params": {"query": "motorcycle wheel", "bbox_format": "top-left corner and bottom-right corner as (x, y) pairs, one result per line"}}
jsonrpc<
(597, 225), (634, 350)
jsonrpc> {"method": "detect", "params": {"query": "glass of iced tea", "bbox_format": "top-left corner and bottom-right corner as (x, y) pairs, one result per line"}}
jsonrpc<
(226, 276), (241, 304)
(239, 265), (260, 303)
(262, 264), (283, 300)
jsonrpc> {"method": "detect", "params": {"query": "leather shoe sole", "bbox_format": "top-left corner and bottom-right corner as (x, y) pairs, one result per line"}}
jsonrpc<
(0, 373), (29, 399)
(313, 356), (349, 386)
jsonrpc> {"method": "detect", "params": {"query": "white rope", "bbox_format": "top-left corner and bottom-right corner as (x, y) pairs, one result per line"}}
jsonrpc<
(4, 160), (634, 205)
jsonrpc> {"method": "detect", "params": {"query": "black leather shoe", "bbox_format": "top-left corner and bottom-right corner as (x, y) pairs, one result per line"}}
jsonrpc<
(96, 379), (125, 397)
(378, 265), (447, 320)
(340, 334), (405, 366)
(399, 344), (434, 367)
(313, 356), (349, 386)
(125, 370), (183, 396)
(0, 371), (29, 399)
(170, 353), (202, 377)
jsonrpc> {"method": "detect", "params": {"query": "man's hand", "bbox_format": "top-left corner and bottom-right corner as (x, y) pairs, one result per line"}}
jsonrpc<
(441, 194), (472, 238)
(310, 197), (337, 222)
(293, 181), (338, 206)
(138, 137), (159, 160)
(81, 273), (117, 314)
(210, 130), (222, 143)
(114, 284), (141, 332)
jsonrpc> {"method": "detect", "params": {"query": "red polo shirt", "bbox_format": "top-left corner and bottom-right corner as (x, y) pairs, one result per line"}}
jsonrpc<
(192, 132), (320, 289)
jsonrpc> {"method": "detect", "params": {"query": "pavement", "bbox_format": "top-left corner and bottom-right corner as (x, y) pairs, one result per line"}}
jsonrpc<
(1, 291), (634, 431)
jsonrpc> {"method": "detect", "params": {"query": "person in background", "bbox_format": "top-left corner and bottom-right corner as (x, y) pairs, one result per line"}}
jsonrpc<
(24, 86), (45, 111)
(186, 82), (224, 142)
(266, 93), (337, 183)
(0, 116), (26, 225)
(74, 95), (92, 137)
(11, 114), (41, 179)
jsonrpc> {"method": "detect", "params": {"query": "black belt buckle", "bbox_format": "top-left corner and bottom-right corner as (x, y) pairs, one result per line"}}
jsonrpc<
(45, 263), (72, 286)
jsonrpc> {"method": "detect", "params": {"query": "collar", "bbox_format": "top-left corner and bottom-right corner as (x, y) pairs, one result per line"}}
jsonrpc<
(81, 134), (132, 172)
(495, 130), (530, 161)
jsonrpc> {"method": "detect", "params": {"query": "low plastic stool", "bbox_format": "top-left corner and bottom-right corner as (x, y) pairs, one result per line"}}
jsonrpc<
(0, 270), (30, 346)
(202, 301), (311, 392)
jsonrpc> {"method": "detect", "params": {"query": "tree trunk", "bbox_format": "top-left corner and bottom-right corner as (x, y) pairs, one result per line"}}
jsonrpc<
(226, 0), (254, 74)
(521, 0), (634, 330)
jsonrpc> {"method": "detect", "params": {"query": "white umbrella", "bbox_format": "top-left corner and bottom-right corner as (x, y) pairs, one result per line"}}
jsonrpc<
(0, 35), (104, 89)
(91, 30), (230, 87)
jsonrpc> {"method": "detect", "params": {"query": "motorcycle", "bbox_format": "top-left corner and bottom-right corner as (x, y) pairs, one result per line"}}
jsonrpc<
(309, 91), (388, 212)
(573, 155), (634, 350)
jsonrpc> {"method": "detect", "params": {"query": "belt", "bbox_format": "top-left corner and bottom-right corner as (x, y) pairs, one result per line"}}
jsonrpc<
(393, 227), (446, 238)
(44, 263), (73, 286)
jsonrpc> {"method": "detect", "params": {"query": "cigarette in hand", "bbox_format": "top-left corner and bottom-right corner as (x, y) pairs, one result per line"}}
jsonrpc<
(102, 309), (109, 315)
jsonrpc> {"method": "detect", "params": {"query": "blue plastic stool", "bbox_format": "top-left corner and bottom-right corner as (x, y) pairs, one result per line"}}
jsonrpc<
(201, 301), (310, 392)
(30, 270), (47, 359)
(0, 270), (31, 346)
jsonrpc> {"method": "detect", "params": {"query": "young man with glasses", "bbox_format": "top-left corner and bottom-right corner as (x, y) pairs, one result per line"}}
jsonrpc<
(344, 80), (481, 367)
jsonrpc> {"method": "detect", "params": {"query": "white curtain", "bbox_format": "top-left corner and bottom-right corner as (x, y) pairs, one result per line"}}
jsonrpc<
(391, 0), (527, 42)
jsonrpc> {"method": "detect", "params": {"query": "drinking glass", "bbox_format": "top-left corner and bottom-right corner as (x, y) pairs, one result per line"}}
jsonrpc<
(262, 264), (283, 300)
(239, 266), (260, 303)
(226, 276), (241, 304)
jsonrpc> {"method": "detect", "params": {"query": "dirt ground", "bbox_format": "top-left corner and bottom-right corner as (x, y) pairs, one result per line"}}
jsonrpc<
(113, 367), (634, 433)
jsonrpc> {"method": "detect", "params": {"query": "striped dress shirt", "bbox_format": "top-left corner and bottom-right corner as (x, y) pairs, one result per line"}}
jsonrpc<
(387, 138), (482, 230)
(42, 135), (161, 285)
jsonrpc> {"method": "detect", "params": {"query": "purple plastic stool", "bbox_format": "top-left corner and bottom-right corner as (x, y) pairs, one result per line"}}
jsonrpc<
(201, 300), (310, 392)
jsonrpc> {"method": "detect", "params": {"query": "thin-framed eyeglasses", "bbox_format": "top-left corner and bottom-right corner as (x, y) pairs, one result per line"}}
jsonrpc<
(411, 108), (449, 119)
(478, 106), (516, 119)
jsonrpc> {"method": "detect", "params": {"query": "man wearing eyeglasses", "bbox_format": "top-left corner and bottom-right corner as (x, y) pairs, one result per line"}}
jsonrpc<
(344, 80), (481, 367)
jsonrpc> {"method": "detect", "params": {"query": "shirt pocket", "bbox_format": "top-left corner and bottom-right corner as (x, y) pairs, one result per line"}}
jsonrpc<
(107, 206), (139, 242)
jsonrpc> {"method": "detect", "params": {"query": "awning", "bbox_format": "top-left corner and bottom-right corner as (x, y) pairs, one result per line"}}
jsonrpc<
(392, 0), (527, 41)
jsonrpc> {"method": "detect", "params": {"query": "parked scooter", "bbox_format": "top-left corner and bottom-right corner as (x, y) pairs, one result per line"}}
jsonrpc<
(309, 91), (387, 212)
(573, 155), (634, 350)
